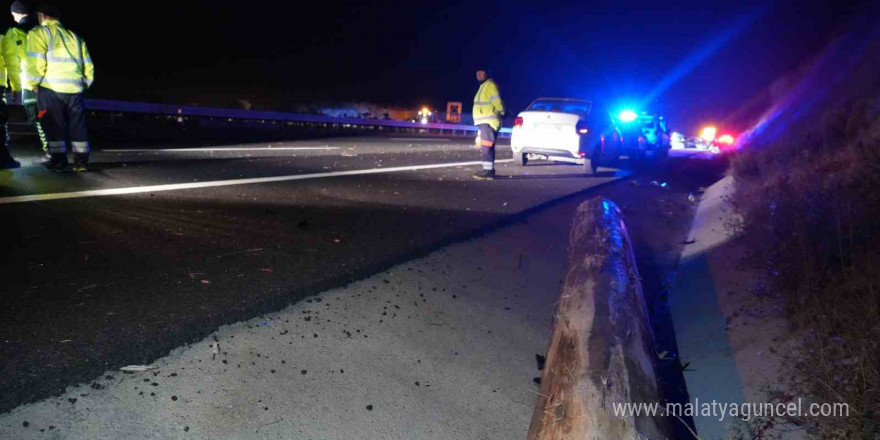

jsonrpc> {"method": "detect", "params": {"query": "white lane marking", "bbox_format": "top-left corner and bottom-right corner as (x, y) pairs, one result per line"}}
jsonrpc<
(101, 147), (340, 153)
(0, 159), (514, 205)
(389, 138), (452, 142)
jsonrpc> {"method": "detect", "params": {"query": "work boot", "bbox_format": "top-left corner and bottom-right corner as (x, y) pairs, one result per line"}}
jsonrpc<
(72, 154), (89, 173)
(472, 169), (496, 180)
(44, 154), (69, 172)
(36, 152), (52, 166)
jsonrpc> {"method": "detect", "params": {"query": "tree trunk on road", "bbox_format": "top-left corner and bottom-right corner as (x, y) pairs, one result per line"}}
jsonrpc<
(527, 198), (671, 440)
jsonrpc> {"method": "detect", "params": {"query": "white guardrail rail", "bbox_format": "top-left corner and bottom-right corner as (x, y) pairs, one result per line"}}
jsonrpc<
(84, 99), (512, 137)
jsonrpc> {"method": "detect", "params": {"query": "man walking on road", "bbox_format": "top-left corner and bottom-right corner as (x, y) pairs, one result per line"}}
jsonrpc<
(24, 3), (94, 172)
(472, 67), (504, 180)
(4, 1), (47, 159)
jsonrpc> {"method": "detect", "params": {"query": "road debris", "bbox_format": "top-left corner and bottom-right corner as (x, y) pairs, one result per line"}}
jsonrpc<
(650, 180), (669, 188)
(217, 248), (264, 258)
(120, 365), (158, 372)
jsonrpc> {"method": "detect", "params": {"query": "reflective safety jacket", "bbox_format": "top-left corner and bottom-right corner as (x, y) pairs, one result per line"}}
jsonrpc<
(3, 15), (39, 92)
(0, 35), (6, 89)
(24, 19), (94, 94)
(472, 78), (504, 131)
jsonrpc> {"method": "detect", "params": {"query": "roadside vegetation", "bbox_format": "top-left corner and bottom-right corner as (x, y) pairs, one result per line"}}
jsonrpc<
(729, 82), (880, 438)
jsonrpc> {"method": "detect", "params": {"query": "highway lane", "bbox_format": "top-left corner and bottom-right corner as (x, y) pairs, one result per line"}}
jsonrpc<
(0, 134), (628, 413)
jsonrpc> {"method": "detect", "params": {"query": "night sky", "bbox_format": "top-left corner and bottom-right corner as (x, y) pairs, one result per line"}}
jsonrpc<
(43, 0), (871, 133)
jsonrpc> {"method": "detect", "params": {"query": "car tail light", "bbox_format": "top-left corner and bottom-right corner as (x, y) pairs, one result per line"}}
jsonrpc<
(575, 121), (589, 135)
(514, 117), (523, 128)
(718, 134), (735, 145)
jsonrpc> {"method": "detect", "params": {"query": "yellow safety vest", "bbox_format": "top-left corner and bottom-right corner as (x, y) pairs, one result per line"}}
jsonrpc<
(472, 78), (504, 131)
(0, 34), (6, 89)
(3, 26), (29, 91)
(24, 20), (94, 94)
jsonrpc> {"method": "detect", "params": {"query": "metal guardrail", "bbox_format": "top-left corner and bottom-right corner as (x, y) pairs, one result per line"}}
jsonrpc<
(84, 99), (512, 136)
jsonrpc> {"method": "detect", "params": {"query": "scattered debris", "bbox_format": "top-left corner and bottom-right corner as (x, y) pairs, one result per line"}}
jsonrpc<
(121, 365), (158, 373)
(217, 248), (264, 258)
(536, 354), (546, 371)
(688, 193), (697, 203)
(650, 180), (669, 188)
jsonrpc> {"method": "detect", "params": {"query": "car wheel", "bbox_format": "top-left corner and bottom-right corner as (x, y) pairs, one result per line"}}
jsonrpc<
(583, 149), (599, 174)
(514, 153), (528, 166)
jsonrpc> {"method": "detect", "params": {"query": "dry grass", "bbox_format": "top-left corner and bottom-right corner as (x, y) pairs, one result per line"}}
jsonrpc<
(729, 96), (880, 439)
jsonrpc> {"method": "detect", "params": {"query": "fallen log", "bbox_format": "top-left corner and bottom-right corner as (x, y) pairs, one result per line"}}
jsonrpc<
(527, 198), (671, 440)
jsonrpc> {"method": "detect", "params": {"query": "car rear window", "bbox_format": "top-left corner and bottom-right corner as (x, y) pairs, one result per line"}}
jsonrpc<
(527, 99), (592, 115)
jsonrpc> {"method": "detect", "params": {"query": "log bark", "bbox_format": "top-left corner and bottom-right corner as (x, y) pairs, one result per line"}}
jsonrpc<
(527, 198), (671, 440)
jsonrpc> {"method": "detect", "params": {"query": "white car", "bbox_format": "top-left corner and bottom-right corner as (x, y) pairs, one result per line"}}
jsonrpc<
(511, 98), (622, 173)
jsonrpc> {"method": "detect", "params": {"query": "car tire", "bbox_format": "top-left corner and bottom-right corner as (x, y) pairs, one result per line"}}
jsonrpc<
(514, 153), (528, 166)
(584, 149), (600, 174)
(582, 158), (596, 174)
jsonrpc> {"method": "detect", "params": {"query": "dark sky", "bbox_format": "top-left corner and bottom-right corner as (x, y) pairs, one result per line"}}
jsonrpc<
(46, 0), (870, 133)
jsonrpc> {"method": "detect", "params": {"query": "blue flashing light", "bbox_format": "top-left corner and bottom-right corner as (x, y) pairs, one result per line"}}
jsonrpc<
(618, 110), (638, 123)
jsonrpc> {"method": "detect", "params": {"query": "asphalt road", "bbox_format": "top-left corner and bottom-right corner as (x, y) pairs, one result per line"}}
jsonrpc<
(0, 134), (629, 413)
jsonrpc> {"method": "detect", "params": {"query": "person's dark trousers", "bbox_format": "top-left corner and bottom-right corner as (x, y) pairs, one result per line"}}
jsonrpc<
(23, 89), (48, 153)
(477, 123), (497, 171)
(0, 87), (13, 165)
(38, 86), (90, 164)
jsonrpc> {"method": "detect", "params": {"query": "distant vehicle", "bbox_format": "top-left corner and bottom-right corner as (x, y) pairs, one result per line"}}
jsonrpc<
(510, 98), (622, 173)
(676, 126), (737, 154)
(615, 111), (672, 160)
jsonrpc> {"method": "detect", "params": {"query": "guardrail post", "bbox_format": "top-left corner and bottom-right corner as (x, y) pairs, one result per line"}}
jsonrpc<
(527, 198), (671, 440)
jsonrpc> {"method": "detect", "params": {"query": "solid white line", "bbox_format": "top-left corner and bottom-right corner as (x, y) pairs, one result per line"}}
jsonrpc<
(389, 138), (452, 142)
(0, 159), (513, 205)
(101, 147), (341, 153)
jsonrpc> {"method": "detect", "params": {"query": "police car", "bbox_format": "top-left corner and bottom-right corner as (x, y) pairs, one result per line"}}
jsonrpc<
(615, 111), (672, 160)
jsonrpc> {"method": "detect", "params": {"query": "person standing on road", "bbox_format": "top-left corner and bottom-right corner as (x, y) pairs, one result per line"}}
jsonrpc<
(24, 3), (94, 172)
(0, 26), (17, 169)
(4, 1), (47, 160)
(472, 67), (504, 180)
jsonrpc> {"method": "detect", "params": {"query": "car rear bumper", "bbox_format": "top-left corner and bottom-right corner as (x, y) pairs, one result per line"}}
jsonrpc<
(515, 147), (582, 159)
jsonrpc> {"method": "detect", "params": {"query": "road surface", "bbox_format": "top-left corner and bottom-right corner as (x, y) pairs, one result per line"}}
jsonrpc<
(0, 134), (628, 414)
